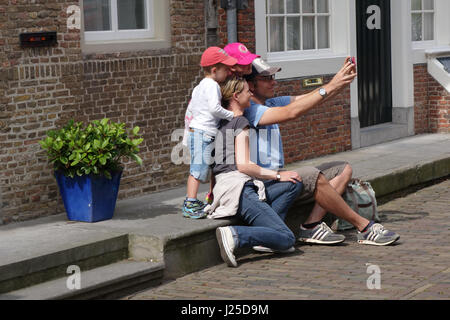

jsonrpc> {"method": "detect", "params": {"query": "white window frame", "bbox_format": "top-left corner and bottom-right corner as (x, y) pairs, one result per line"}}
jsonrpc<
(265, 1), (331, 54)
(411, 0), (435, 45)
(255, 0), (351, 79)
(84, 0), (154, 42)
(411, 0), (450, 64)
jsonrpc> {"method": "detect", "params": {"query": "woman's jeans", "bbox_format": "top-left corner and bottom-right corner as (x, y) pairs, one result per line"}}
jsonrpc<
(231, 180), (303, 251)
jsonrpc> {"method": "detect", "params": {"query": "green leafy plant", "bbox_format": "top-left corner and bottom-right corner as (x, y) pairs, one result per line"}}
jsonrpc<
(40, 118), (143, 179)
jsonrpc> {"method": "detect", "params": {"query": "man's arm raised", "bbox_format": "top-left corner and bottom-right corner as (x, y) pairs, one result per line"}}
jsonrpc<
(257, 58), (357, 126)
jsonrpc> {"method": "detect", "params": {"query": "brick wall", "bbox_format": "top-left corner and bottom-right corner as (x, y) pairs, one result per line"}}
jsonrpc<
(0, 0), (83, 222)
(275, 77), (352, 163)
(428, 75), (450, 133)
(414, 64), (450, 134)
(414, 64), (430, 134)
(0, 0), (205, 224)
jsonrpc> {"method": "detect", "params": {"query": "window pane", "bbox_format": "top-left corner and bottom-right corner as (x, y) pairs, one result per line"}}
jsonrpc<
(411, 0), (421, 10)
(317, 0), (329, 13)
(302, 0), (314, 13)
(286, 0), (300, 13)
(270, 0), (284, 14)
(317, 16), (329, 49)
(84, 0), (111, 31)
(269, 17), (285, 51)
(411, 13), (422, 41)
(423, 0), (434, 10)
(302, 16), (315, 49)
(287, 17), (300, 50)
(423, 13), (434, 40)
(118, 0), (146, 30)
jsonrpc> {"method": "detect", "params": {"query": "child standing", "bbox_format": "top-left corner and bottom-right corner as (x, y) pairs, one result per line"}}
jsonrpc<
(183, 47), (237, 218)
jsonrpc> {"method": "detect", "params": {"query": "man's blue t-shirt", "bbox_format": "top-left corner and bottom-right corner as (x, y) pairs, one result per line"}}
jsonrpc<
(244, 96), (291, 170)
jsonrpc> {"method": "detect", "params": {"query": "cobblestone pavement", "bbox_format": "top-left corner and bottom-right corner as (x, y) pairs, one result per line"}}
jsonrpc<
(128, 179), (450, 300)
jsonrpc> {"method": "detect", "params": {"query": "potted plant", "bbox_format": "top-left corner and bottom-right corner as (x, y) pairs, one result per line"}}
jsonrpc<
(39, 118), (143, 222)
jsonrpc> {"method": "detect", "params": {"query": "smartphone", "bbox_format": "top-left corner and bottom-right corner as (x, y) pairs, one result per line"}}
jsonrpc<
(351, 56), (356, 65)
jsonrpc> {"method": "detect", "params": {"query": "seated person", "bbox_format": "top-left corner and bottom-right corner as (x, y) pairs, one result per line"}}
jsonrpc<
(205, 76), (304, 267)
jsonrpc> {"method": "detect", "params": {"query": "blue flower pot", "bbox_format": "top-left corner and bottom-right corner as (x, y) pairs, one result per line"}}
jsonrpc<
(55, 171), (122, 222)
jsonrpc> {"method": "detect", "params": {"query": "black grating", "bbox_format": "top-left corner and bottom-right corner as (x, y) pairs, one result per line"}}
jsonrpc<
(437, 57), (450, 73)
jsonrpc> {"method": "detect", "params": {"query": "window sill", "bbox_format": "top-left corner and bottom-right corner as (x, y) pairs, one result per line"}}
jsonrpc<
(412, 41), (441, 64)
(81, 38), (171, 54)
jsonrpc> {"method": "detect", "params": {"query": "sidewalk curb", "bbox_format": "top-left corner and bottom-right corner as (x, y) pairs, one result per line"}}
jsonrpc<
(368, 156), (450, 197)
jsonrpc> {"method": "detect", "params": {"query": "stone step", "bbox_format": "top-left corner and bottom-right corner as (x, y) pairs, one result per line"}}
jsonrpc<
(0, 260), (164, 300)
(0, 222), (129, 293)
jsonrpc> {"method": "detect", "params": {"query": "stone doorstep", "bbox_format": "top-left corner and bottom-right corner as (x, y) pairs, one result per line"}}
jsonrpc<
(0, 260), (165, 300)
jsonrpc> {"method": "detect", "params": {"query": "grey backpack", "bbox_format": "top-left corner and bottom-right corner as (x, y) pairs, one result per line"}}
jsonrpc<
(333, 179), (381, 231)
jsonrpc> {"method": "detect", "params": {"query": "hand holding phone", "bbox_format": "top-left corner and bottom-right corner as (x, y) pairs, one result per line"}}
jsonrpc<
(348, 56), (356, 74)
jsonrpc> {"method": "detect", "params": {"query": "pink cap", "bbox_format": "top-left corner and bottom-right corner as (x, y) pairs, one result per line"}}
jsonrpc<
(224, 43), (260, 65)
(200, 47), (237, 67)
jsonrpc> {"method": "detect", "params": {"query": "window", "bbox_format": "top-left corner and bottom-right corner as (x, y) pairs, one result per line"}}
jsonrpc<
(83, 0), (153, 41)
(255, 0), (348, 78)
(411, 0), (434, 42)
(266, 0), (330, 52)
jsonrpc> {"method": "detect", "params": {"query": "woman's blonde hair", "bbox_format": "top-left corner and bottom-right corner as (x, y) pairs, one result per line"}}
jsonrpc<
(220, 76), (246, 109)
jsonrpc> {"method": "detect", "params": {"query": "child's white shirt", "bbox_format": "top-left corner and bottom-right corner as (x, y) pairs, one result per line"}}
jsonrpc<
(187, 77), (234, 137)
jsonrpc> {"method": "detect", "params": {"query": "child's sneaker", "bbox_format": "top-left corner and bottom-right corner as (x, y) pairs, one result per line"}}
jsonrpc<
(205, 192), (214, 205)
(182, 199), (207, 219)
(357, 221), (400, 246)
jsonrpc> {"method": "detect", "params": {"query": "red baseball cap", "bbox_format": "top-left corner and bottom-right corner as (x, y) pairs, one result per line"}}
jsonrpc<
(200, 47), (237, 67)
(224, 42), (260, 65)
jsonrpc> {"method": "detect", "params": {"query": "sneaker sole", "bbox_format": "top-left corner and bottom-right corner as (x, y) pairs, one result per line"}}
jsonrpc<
(357, 235), (400, 246)
(182, 209), (206, 219)
(298, 237), (345, 245)
(182, 212), (206, 219)
(216, 228), (237, 267)
(253, 246), (295, 253)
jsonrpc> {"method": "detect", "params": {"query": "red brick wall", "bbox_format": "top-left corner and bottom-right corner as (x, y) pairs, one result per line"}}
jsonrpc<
(414, 64), (450, 134)
(0, 0), (83, 222)
(414, 64), (430, 134)
(0, 0), (205, 224)
(275, 77), (352, 163)
(428, 76), (450, 133)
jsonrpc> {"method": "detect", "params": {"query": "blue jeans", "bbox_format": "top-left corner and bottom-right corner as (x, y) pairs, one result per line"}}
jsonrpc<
(187, 129), (215, 182)
(230, 180), (303, 250)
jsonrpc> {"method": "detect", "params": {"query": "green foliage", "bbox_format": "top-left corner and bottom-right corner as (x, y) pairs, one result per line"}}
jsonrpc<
(39, 119), (144, 179)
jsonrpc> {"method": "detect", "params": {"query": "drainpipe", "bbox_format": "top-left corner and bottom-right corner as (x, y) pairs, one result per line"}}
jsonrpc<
(220, 0), (248, 43)
(225, 0), (237, 43)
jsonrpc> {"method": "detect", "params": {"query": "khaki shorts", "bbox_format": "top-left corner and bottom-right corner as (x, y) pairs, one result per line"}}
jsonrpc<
(292, 161), (349, 204)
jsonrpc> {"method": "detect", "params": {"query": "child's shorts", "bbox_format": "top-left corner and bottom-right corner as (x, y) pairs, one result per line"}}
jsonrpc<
(187, 128), (215, 182)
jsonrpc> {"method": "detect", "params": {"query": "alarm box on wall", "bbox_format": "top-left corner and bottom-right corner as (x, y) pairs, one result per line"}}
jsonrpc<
(20, 31), (57, 48)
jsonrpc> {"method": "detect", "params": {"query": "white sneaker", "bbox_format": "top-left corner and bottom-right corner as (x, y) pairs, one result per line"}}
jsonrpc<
(216, 227), (237, 267)
(252, 246), (295, 253)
